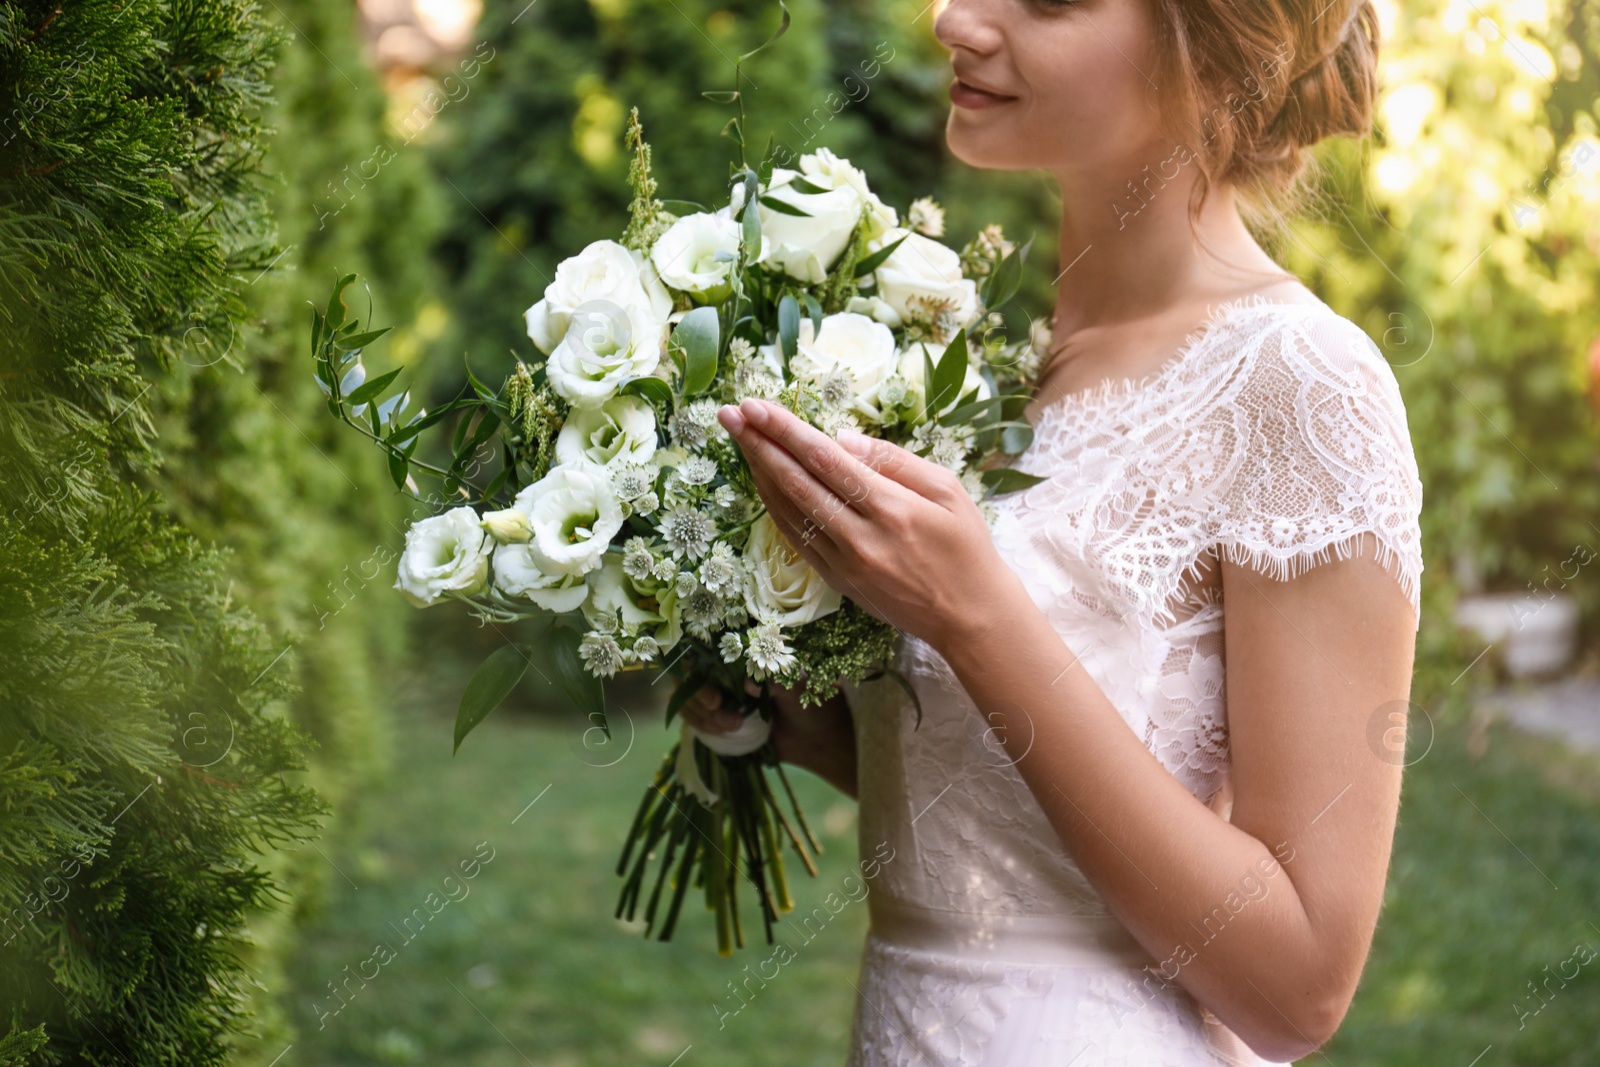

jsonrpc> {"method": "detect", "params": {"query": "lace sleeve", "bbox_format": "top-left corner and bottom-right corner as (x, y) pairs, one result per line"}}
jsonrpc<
(1209, 310), (1425, 631)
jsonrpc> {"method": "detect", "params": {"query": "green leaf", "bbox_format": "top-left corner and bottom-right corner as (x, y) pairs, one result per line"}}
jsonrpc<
(981, 236), (1032, 311)
(620, 375), (674, 408)
(853, 233), (908, 278)
(346, 367), (402, 407)
(552, 627), (607, 736)
(660, 199), (706, 214)
(334, 326), (392, 352)
(326, 274), (357, 332)
(938, 394), (1008, 428)
(777, 295), (800, 366)
(784, 175), (829, 195)
(1000, 423), (1034, 454)
(388, 449), (409, 491)
(674, 306), (721, 396)
(800, 292), (823, 336)
(454, 645), (530, 754)
(702, 90), (740, 104)
(737, 0), (790, 63)
(758, 194), (813, 218)
(980, 467), (1049, 496)
(928, 328), (969, 414)
(740, 170), (762, 252)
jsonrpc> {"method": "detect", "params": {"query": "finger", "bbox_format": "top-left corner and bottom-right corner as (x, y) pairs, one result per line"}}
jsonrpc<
(728, 409), (862, 545)
(734, 398), (909, 518)
(835, 429), (968, 509)
(746, 452), (843, 561)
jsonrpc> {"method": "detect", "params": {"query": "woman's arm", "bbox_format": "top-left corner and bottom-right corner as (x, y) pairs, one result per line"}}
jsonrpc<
(714, 397), (1414, 1063)
(933, 533), (1414, 1062)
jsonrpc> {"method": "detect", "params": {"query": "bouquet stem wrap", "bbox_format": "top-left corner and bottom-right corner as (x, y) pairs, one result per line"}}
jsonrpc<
(615, 678), (821, 955)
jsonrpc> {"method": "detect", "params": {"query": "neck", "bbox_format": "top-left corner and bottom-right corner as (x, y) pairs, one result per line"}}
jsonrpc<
(1046, 151), (1292, 337)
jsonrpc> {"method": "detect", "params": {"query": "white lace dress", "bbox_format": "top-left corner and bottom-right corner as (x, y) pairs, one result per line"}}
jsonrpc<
(839, 294), (1425, 1067)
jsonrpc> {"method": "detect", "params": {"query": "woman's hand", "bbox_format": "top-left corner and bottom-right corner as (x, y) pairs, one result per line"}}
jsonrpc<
(715, 397), (1027, 653)
(678, 677), (857, 799)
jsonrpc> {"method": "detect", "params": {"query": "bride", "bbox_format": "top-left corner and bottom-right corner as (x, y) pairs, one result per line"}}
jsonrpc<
(684, 0), (1423, 1063)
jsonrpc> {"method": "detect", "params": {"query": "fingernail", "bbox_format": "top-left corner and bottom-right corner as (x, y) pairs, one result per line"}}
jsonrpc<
(837, 427), (870, 455)
(718, 404), (746, 434)
(741, 398), (770, 426)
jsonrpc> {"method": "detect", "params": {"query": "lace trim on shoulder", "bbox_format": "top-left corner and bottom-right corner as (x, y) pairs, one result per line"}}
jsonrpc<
(1028, 292), (1329, 439)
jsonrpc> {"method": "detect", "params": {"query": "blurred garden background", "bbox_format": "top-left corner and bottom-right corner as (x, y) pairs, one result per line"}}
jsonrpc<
(1, 0), (1598, 1064)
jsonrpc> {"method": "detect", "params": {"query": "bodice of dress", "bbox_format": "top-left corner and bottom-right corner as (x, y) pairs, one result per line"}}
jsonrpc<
(840, 294), (1425, 1066)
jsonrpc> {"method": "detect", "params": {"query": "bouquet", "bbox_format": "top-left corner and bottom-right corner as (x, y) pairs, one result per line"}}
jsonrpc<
(309, 108), (1049, 954)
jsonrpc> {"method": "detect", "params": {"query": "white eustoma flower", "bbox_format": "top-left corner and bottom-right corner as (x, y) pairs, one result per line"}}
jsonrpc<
(517, 462), (625, 577)
(555, 395), (658, 469)
(897, 341), (992, 422)
(524, 238), (672, 356)
(787, 313), (899, 423)
(649, 212), (761, 304)
(798, 148), (898, 240)
(864, 226), (979, 338)
(394, 506), (494, 607)
(492, 540), (589, 612)
(742, 513), (842, 627)
(543, 300), (665, 408)
(581, 555), (683, 653)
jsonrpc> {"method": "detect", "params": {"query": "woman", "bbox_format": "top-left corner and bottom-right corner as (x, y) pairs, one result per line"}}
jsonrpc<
(684, 0), (1423, 1063)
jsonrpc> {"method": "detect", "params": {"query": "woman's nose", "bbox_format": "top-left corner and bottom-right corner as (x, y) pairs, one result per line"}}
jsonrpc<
(932, 0), (1006, 56)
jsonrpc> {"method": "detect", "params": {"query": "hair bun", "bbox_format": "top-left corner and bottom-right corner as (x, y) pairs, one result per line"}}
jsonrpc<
(1278, 1), (1380, 148)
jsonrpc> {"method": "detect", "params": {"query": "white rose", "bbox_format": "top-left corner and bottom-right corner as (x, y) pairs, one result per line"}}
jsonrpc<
(865, 227), (979, 337)
(543, 299), (665, 408)
(394, 507), (493, 607)
(492, 540), (589, 612)
(515, 462), (625, 577)
(649, 213), (760, 304)
(736, 169), (863, 285)
(742, 513), (841, 627)
(555, 395), (658, 469)
(788, 312), (899, 422)
(798, 148), (898, 241)
(581, 555), (683, 652)
(524, 239), (672, 356)
(897, 341), (992, 422)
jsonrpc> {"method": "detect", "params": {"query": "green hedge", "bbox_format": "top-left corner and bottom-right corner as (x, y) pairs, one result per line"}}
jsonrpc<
(0, 0), (442, 1062)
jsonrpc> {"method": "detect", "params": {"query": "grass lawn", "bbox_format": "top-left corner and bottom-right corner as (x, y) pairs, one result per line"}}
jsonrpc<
(283, 661), (1600, 1066)
(282, 662), (871, 1067)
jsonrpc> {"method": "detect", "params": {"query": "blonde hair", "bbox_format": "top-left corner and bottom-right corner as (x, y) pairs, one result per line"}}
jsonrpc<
(1145, 0), (1381, 237)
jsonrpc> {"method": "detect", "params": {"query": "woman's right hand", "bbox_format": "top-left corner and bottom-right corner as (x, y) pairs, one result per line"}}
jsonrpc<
(677, 677), (858, 799)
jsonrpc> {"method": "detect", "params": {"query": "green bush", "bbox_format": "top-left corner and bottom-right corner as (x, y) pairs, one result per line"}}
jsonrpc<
(0, 0), (443, 1061)
(1273, 0), (1600, 644)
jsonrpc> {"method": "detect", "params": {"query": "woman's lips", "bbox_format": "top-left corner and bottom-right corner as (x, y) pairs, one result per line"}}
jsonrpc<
(949, 78), (1018, 109)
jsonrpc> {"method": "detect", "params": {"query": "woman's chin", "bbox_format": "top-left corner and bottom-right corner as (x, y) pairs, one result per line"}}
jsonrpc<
(943, 120), (1033, 171)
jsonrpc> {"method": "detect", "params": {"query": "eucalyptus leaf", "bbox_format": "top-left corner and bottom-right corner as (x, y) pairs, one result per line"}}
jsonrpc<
(674, 306), (721, 396)
(778, 295), (800, 366)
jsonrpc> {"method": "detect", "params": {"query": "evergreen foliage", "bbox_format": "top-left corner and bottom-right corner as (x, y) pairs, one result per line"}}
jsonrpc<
(0, 0), (443, 1061)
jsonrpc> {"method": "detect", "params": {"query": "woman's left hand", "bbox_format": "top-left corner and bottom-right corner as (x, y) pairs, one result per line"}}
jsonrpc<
(716, 397), (1024, 651)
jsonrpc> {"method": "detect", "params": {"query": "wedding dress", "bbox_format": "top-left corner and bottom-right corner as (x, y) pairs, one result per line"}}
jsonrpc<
(839, 293), (1425, 1067)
